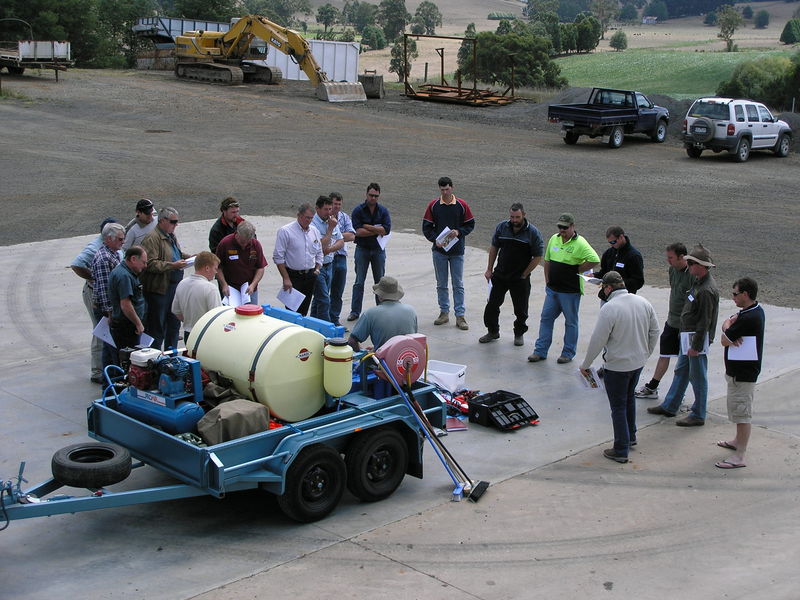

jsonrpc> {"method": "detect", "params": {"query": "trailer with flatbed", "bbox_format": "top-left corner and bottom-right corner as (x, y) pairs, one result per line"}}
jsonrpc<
(0, 306), (452, 526)
(0, 41), (72, 78)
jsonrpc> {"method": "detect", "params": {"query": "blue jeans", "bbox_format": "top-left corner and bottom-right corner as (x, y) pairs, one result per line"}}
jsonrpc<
(660, 353), (708, 420)
(432, 251), (465, 316)
(329, 254), (348, 325)
(603, 368), (642, 457)
(310, 262), (333, 322)
(350, 245), (385, 317)
(534, 287), (581, 359)
(145, 282), (181, 351)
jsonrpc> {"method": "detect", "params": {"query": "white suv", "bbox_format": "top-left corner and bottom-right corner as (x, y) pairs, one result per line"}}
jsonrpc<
(682, 97), (792, 162)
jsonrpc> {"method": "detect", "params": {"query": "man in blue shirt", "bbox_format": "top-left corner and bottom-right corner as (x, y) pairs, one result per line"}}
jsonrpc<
(348, 183), (391, 321)
(108, 246), (149, 353)
(310, 195), (344, 323)
(329, 192), (355, 327)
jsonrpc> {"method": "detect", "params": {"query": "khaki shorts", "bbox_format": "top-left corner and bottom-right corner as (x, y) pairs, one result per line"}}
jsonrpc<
(726, 374), (755, 424)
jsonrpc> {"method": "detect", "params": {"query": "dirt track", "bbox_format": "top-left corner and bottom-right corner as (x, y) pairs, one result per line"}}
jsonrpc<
(1, 69), (798, 306)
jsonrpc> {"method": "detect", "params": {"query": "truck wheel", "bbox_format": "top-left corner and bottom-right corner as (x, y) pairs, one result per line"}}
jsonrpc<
(51, 442), (132, 488)
(773, 134), (791, 157)
(563, 131), (579, 145)
(686, 146), (702, 159)
(8, 66), (25, 75)
(651, 119), (667, 143)
(346, 428), (408, 502)
(607, 126), (624, 148)
(733, 138), (750, 162)
(689, 118), (715, 143)
(277, 444), (346, 523)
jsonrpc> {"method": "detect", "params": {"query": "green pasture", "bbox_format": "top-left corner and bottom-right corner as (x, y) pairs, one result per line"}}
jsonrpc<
(555, 49), (796, 99)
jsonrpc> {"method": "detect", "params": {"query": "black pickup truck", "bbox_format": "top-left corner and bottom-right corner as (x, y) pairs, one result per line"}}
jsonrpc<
(548, 88), (670, 148)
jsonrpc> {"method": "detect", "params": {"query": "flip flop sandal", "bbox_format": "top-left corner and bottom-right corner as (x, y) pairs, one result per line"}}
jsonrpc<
(716, 440), (737, 450)
(715, 459), (746, 469)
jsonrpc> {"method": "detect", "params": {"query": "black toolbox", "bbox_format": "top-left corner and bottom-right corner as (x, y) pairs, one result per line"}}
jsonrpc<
(467, 390), (539, 430)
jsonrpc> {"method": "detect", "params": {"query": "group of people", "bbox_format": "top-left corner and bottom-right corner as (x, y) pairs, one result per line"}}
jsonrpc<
(71, 184), (766, 471)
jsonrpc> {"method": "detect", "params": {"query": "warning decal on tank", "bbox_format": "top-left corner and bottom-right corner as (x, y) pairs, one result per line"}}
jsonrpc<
(223, 322), (236, 333)
(297, 348), (312, 361)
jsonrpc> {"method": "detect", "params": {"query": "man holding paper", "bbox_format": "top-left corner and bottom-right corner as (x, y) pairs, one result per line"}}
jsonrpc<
(216, 220), (267, 306)
(274, 204), (323, 316)
(715, 277), (765, 469)
(648, 244), (719, 427)
(422, 176), (475, 330)
(108, 246), (148, 354)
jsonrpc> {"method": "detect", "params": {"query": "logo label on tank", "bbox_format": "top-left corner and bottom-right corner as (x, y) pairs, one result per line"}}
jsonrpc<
(142, 391), (167, 406)
(223, 322), (236, 332)
(297, 348), (312, 361)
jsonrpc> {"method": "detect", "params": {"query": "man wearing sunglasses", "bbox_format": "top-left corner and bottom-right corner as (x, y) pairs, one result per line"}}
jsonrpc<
(593, 225), (644, 301)
(529, 213), (599, 364)
(141, 207), (191, 351)
(648, 244), (719, 427)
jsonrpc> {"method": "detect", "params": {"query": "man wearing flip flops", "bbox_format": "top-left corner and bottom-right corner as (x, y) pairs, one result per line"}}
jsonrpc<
(715, 277), (765, 469)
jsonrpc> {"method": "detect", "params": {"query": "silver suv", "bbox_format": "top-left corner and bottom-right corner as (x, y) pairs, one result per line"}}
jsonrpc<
(682, 97), (792, 162)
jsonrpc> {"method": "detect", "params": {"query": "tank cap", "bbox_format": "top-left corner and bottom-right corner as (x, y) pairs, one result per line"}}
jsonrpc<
(326, 337), (349, 346)
(235, 304), (264, 317)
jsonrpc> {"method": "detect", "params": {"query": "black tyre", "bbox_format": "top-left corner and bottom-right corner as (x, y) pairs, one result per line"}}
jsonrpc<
(607, 126), (624, 148)
(733, 137), (750, 162)
(563, 131), (579, 145)
(277, 444), (346, 523)
(52, 442), (132, 488)
(651, 119), (667, 143)
(686, 145), (703, 159)
(8, 66), (25, 75)
(689, 117), (715, 143)
(345, 428), (408, 502)
(773, 134), (791, 157)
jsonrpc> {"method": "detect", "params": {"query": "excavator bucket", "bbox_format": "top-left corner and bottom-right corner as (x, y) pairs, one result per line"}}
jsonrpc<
(316, 81), (367, 103)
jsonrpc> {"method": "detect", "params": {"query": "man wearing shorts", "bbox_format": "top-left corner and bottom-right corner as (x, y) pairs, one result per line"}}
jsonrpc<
(715, 277), (765, 469)
(636, 243), (692, 399)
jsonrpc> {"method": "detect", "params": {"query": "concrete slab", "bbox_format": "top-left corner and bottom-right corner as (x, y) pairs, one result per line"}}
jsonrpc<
(1, 219), (798, 599)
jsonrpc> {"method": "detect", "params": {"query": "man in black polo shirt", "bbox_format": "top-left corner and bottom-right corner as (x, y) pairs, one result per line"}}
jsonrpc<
(480, 203), (544, 346)
(715, 277), (765, 469)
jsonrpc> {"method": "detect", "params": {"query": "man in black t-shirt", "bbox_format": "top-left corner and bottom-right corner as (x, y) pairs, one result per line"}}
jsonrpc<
(716, 277), (765, 470)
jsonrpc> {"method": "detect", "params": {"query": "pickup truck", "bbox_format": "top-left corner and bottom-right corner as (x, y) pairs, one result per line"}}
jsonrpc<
(548, 88), (670, 148)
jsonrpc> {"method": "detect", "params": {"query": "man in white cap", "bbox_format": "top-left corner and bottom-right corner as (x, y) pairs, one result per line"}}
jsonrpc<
(648, 244), (719, 427)
(347, 276), (417, 351)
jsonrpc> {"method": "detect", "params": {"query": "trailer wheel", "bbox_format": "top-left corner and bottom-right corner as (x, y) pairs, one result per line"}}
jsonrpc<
(346, 428), (408, 502)
(51, 442), (132, 488)
(277, 444), (346, 523)
(608, 126), (624, 148)
(686, 146), (703, 159)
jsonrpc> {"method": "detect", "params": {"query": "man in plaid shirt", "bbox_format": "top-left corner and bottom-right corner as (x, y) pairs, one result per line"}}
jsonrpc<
(91, 222), (125, 371)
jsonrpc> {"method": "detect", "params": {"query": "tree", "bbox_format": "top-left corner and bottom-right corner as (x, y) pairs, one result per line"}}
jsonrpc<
(575, 13), (602, 52)
(98, 0), (157, 67)
(619, 3), (639, 23)
(561, 22), (578, 53)
(717, 55), (793, 110)
(316, 3), (340, 33)
(590, 0), (619, 39)
(780, 18), (800, 44)
(609, 29), (628, 50)
(413, 1), (442, 35)
(243, 0), (312, 27)
(643, 0), (667, 22)
(174, 0), (238, 21)
(361, 24), (386, 49)
(742, 5), (753, 20)
(717, 4), (743, 52)
(457, 22), (476, 68)
(376, 0), (410, 42)
(754, 10), (769, 29)
(524, 0), (560, 21)
(344, 1), (378, 33)
(388, 37), (416, 81)
(703, 11), (717, 26)
(496, 19), (513, 35)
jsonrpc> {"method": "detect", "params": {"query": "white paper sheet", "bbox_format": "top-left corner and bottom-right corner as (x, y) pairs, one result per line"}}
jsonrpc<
(727, 336), (758, 361)
(680, 331), (709, 355)
(277, 286), (305, 312)
(435, 227), (458, 252)
(377, 232), (391, 250)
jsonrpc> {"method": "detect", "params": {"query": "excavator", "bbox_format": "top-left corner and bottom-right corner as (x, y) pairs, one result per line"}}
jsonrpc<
(174, 14), (366, 102)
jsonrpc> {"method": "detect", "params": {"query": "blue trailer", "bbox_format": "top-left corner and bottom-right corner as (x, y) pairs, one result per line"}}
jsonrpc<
(0, 309), (448, 525)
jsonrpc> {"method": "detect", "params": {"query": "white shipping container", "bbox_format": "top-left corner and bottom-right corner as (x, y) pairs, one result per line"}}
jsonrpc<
(262, 40), (360, 83)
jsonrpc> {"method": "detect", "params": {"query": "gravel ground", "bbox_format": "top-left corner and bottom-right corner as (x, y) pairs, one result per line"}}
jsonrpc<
(1, 68), (798, 306)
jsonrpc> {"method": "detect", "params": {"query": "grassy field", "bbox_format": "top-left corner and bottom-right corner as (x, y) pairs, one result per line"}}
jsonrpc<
(555, 48), (797, 98)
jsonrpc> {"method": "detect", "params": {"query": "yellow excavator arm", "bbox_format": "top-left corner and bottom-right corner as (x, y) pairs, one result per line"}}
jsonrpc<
(175, 15), (365, 102)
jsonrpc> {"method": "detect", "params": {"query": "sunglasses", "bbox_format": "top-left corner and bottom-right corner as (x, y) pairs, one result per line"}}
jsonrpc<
(557, 224), (569, 230)
(732, 290), (744, 297)
(168, 219), (179, 225)
(608, 239), (618, 245)
(367, 193), (380, 198)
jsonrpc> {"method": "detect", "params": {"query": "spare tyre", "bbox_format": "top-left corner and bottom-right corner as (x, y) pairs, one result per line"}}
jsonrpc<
(52, 442), (132, 488)
(689, 117), (715, 143)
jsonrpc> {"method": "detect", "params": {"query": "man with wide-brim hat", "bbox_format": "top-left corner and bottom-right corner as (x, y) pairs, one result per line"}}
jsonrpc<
(648, 243), (719, 427)
(348, 276), (417, 351)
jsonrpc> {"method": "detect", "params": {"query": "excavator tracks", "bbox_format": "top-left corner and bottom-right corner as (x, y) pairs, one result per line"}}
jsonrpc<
(175, 62), (244, 85)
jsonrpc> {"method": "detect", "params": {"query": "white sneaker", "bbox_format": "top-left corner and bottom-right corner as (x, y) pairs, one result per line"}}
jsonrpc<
(634, 385), (658, 399)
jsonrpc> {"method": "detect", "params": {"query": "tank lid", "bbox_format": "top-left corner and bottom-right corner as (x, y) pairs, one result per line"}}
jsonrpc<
(326, 337), (349, 346)
(235, 304), (264, 316)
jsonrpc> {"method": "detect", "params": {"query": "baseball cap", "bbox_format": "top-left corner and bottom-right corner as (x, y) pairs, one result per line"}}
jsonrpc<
(602, 271), (624, 286)
(136, 198), (154, 212)
(557, 213), (575, 227)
